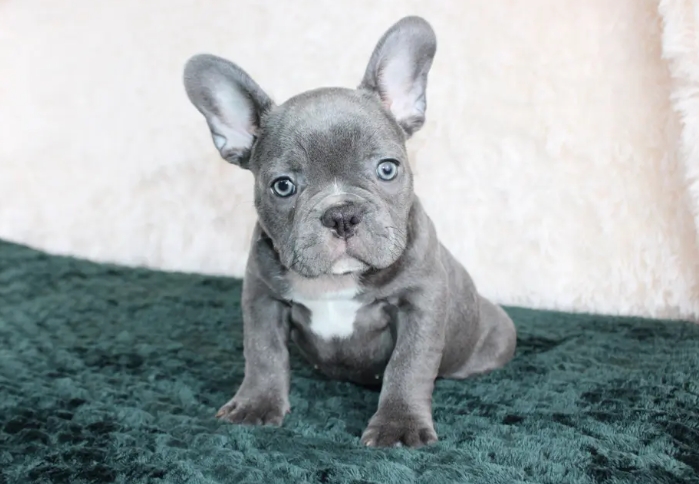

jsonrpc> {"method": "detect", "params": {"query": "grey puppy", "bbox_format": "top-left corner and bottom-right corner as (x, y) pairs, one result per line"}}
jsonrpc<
(183, 16), (516, 448)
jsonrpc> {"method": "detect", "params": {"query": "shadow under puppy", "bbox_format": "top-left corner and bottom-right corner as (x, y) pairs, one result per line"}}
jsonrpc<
(183, 16), (516, 448)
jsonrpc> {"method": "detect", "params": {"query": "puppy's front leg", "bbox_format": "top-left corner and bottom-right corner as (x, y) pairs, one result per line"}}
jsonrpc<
(216, 274), (291, 426)
(361, 295), (446, 448)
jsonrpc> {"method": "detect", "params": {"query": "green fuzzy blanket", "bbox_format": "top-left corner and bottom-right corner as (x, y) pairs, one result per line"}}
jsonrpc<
(1, 239), (698, 484)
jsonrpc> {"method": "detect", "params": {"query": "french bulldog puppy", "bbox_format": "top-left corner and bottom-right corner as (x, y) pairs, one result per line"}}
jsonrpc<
(183, 15), (516, 448)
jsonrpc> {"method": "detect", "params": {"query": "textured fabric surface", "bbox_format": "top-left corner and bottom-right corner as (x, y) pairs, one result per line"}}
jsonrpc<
(1, 0), (698, 320)
(1, 240), (699, 484)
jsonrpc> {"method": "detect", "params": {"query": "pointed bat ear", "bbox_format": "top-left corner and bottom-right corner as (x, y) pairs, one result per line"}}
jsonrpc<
(183, 54), (274, 168)
(359, 16), (437, 137)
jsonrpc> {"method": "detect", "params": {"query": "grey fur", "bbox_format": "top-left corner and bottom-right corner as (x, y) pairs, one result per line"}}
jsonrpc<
(183, 15), (516, 448)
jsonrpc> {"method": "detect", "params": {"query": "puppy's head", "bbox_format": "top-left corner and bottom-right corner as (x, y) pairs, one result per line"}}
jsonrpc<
(184, 16), (436, 278)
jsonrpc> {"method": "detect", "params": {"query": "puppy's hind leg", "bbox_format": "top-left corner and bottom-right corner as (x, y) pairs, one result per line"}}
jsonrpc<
(449, 296), (517, 379)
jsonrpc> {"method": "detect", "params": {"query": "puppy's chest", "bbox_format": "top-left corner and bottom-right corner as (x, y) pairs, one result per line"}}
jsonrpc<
(285, 273), (364, 340)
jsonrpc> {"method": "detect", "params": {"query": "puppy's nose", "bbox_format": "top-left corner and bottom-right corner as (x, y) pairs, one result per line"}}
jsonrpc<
(320, 203), (362, 239)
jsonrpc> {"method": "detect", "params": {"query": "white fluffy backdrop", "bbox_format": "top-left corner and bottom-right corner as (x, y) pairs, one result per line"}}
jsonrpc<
(1, 0), (698, 320)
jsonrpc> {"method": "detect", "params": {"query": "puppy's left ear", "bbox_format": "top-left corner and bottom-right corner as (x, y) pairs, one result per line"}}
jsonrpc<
(183, 54), (274, 168)
(359, 16), (437, 137)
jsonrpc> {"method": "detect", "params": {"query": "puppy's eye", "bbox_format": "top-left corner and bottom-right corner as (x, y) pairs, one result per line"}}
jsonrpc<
(376, 159), (399, 181)
(271, 177), (296, 197)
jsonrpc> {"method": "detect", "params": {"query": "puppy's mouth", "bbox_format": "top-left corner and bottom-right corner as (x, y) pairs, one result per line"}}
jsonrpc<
(283, 219), (403, 277)
(329, 236), (374, 275)
(330, 256), (368, 275)
(281, 238), (371, 277)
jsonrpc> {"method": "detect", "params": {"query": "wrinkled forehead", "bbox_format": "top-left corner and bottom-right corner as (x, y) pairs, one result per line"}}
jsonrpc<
(251, 88), (406, 176)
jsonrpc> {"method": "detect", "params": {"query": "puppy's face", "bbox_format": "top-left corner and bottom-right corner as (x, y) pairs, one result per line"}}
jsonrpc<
(183, 17), (436, 277)
(250, 89), (412, 277)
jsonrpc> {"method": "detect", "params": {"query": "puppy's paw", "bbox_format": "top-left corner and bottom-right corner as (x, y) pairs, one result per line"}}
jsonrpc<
(360, 409), (437, 448)
(215, 391), (289, 426)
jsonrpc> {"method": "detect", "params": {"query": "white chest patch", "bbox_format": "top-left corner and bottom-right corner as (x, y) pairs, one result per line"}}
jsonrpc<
(286, 271), (362, 340)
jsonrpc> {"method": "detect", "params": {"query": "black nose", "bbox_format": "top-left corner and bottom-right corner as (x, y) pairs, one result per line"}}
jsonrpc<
(320, 203), (363, 239)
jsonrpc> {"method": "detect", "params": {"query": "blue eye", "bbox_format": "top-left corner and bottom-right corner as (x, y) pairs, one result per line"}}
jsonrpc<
(271, 177), (296, 197)
(377, 159), (399, 181)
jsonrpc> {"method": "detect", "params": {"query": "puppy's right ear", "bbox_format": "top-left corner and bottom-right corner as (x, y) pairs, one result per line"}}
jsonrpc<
(183, 54), (274, 168)
(359, 16), (436, 138)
